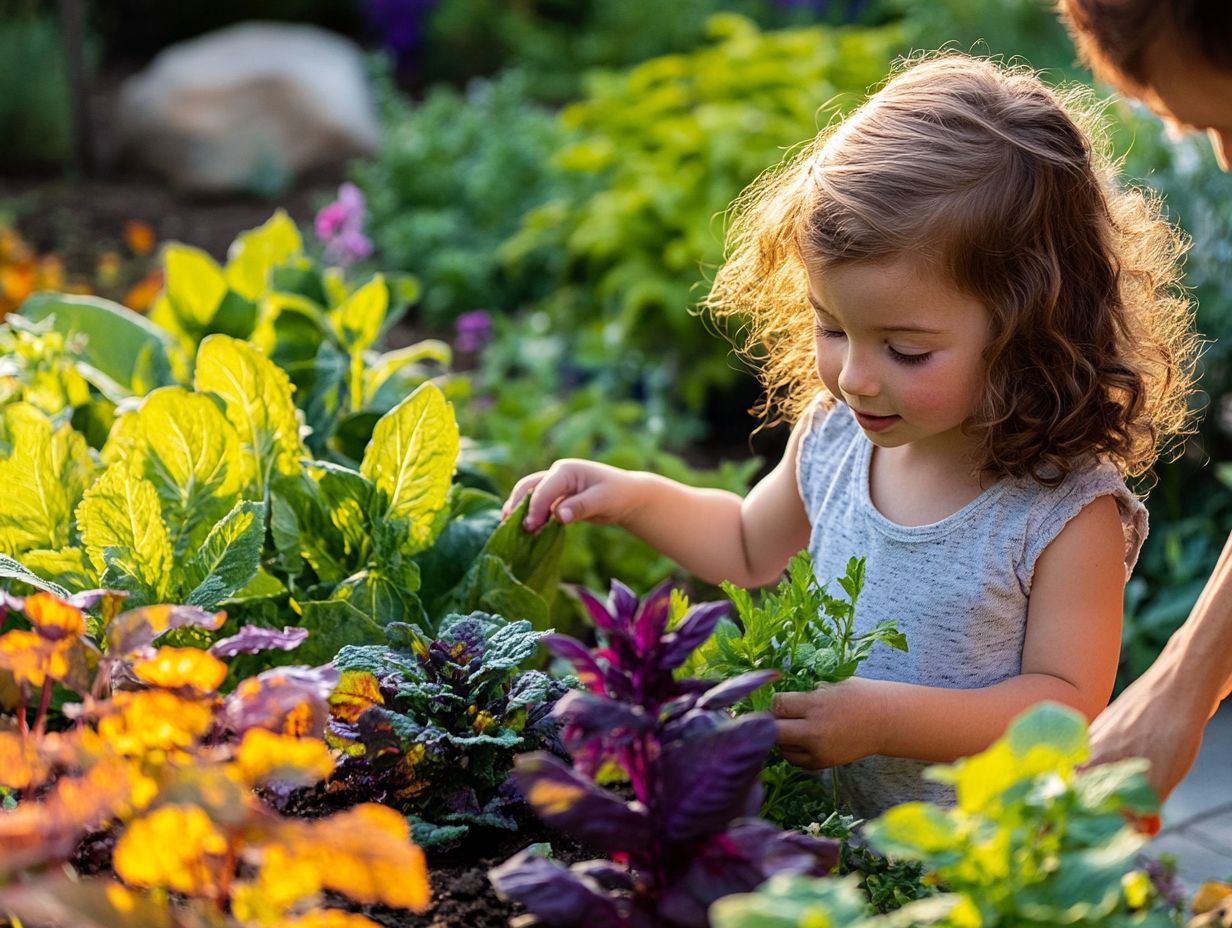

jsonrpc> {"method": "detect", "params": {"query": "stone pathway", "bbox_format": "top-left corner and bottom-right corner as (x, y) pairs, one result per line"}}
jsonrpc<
(1149, 702), (1232, 892)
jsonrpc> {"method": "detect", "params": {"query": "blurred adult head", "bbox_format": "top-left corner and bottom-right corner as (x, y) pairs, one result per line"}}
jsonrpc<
(1058, 0), (1232, 169)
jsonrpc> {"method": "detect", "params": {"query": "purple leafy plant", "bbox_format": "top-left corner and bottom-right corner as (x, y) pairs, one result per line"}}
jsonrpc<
(489, 581), (839, 927)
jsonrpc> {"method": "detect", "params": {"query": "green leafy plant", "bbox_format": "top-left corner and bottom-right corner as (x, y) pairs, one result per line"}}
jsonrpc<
(354, 69), (583, 324)
(0, 331), (564, 669)
(323, 612), (570, 847)
(710, 704), (1178, 928)
(0, 8), (81, 168)
(686, 552), (906, 825)
(503, 14), (903, 408)
(14, 212), (442, 461)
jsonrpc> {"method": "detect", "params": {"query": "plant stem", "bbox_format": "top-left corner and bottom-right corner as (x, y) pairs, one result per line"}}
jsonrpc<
(32, 678), (52, 738)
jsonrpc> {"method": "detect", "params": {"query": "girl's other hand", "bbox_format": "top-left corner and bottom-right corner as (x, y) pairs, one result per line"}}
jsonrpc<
(772, 677), (891, 768)
(500, 459), (642, 533)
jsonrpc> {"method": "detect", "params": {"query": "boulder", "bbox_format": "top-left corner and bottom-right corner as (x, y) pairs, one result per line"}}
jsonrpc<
(117, 22), (379, 194)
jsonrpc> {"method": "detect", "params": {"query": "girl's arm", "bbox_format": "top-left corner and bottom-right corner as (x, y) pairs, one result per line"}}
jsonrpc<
(502, 415), (814, 588)
(775, 494), (1126, 765)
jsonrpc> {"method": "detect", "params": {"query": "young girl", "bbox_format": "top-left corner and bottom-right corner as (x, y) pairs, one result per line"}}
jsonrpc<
(501, 54), (1197, 817)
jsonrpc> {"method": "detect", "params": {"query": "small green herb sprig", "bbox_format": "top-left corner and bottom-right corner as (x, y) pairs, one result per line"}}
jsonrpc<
(691, 552), (906, 710)
(686, 551), (906, 825)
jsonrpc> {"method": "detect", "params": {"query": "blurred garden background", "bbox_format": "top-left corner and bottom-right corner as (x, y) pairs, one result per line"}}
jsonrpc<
(3, 0), (1232, 693)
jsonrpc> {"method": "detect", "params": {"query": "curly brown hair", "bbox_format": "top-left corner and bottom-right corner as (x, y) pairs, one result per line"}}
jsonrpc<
(702, 53), (1198, 486)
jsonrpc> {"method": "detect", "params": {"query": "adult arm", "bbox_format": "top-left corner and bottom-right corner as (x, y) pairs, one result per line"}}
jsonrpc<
(1086, 529), (1232, 800)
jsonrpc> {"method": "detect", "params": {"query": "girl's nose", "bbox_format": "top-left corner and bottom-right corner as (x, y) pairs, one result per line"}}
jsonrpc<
(837, 351), (879, 399)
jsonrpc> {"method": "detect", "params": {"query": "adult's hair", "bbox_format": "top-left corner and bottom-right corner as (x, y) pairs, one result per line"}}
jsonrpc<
(703, 54), (1198, 486)
(1058, 0), (1232, 92)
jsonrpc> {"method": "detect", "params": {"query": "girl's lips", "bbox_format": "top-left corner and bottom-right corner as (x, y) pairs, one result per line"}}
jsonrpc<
(853, 410), (900, 432)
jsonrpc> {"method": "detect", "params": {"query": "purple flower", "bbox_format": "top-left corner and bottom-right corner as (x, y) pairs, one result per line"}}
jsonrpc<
(315, 182), (373, 267)
(456, 309), (493, 353)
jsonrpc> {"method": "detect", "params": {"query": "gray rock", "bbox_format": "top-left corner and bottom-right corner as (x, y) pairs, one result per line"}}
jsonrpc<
(117, 22), (379, 194)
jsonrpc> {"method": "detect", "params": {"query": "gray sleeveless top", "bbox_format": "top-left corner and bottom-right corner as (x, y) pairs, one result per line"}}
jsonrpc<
(795, 401), (1147, 819)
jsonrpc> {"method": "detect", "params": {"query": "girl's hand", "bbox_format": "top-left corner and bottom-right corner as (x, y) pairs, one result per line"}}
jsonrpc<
(501, 459), (643, 533)
(772, 677), (891, 768)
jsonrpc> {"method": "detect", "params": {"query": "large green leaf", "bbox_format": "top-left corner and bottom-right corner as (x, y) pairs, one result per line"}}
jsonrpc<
(20, 548), (95, 593)
(17, 293), (174, 395)
(194, 334), (306, 496)
(0, 553), (71, 597)
(224, 209), (303, 301)
(328, 274), (387, 354)
(76, 463), (173, 602)
(158, 243), (228, 330)
(294, 599), (386, 665)
(0, 404), (93, 556)
(184, 500), (266, 609)
(359, 382), (458, 555)
(101, 386), (244, 558)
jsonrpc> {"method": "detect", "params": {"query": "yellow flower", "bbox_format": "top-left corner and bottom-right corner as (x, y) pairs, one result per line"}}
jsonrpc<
(234, 729), (334, 787)
(0, 629), (66, 687)
(98, 690), (213, 758)
(113, 804), (228, 895)
(278, 910), (384, 928)
(132, 647), (227, 693)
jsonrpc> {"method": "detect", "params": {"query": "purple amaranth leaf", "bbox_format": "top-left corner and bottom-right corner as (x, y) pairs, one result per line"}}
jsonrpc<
(657, 820), (837, 927)
(224, 664), (340, 737)
(571, 585), (619, 634)
(544, 634), (608, 694)
(106, 604), (225, 655)
(656, 600), (730, 672)
(553, 690), (652, 761)
(209, 625), (309, 658)
(489, 851), (630, 928)
(608, 580), (640, 628)
(695, 669), (782, 711)
(512, 752), (653, 853)
(632, 581), (672, 654)
(657, 714), (777, 842)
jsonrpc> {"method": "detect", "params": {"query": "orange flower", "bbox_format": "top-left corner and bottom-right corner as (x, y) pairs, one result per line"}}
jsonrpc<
(123, 268), (163, 313)
(123, 220), (156, 257)
(98, 690), (213, 759)
(23, 593), (87, 642)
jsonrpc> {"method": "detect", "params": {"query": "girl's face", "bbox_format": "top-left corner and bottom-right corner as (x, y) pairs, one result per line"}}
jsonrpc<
(808, 256), (993, 458)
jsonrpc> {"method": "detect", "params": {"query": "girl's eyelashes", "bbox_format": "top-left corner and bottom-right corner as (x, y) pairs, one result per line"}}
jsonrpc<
(889, 347), (932, 365)
(813, 321), (933, 366)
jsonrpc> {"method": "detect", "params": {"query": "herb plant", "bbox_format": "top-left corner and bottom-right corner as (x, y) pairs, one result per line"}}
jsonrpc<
(686, 552), (906, 824)
(489, 580), (839, 927)
(710, 704), (1179, 928)
(324, 612), (570, 847)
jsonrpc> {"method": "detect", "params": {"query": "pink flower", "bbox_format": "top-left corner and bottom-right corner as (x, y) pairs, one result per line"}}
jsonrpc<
(315, 182), (373, 267)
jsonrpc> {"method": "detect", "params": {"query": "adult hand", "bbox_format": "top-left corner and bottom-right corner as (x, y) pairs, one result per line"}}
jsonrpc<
(1086, 653), (1209, 803)
(772, 677), (889, 769)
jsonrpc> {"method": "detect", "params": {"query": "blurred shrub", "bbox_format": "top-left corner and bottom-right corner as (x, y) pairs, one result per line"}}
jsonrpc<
(0, 9), (74, 169)
(419, 0), (873, 101)
(503, 14), (903, 409)
(353, 69), (584, 325)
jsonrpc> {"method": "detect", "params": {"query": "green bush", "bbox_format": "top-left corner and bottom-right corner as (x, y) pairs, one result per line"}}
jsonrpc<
(420, 0), (868, 102)
(504, 14), (903, 409)
(0, 10), (74, 169)
(353, 69), (582, 325)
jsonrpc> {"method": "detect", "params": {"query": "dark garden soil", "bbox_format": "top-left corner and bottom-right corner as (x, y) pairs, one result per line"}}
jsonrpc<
(341, 825), (591, 928)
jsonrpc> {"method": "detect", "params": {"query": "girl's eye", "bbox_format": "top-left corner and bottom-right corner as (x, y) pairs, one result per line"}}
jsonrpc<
(889, 347), (931, 365)
(813, 322), (845, 340)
